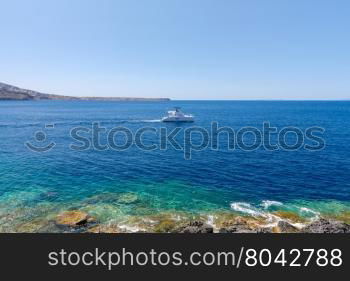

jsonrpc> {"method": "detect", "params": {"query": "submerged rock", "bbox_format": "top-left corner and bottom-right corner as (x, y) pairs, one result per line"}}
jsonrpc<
(175, 221), (213, 233)
(56, 211), (92, 226)
(117, 193), (139, 204)
(39, 191), (59, 200)
(80, 203), (122, 223)
(14, 219), (52, 233)
(37, 221), (66, 233)
(83, 193), (121, 205)
(82, 192), (139, 206)
(302, 218), (350, 233)
(154, 220), (178, 233)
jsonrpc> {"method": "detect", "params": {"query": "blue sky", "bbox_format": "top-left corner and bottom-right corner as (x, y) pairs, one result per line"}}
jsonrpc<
(1, 0), (349, 99)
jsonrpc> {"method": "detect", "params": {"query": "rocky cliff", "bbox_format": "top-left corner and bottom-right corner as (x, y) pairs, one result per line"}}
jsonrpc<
(0, 82), (170, 101)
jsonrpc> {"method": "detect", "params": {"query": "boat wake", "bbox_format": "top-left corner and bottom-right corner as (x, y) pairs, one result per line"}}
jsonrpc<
(0, 119), (163, 129)
(138, 119), (162, 123)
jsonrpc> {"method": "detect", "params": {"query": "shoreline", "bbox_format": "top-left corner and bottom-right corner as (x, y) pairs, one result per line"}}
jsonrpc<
(1, 187), (350, 234)
(1, 189), (350, 234)
(2, 204), (350, 233)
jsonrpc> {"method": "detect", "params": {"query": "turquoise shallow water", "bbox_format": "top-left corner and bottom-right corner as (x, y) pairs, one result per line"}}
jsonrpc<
(0, 101), (350, 232)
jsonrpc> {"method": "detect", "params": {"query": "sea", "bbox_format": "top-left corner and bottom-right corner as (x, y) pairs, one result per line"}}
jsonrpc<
(0, 100), (349, 232)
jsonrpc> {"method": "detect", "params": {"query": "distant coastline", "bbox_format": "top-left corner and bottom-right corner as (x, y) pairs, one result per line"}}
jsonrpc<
(0, 82), (170, 101)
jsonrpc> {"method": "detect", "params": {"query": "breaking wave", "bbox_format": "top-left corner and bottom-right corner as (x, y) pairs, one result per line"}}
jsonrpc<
(230, 202), (265, 217)
(260, 200), (283, 209)
(299, 207), (320, 221)
(230, 200), (320, 228)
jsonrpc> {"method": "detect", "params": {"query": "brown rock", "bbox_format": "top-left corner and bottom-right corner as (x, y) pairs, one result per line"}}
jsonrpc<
(56, 211), (91, 226)
(273, 211), (305, 223)
(325, 211), (350, 224)
(14, 219), (50, 233)
(154, 220), (178, 233)
(87, 225), (121, 233)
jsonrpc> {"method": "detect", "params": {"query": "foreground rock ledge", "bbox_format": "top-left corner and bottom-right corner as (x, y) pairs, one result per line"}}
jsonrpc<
(302, 218), (350, 233)
(173, 221), (214, 233)
(51, 215), (350, 233)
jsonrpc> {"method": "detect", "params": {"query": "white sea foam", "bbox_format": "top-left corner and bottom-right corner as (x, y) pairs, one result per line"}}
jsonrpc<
(299, 207), (320, 215)
(142, 218), (157, 224)
(172, 215), (183, 221)
(290, 222), (306, 229)
(299, 207), (320, 221)
(118, 224), (145, 233)
(230, 201), (317, 230)
(230, 201), (286, 228)
(230, 202), (264, 217)
(260, 200), (283, 209)
(206, 215), (215, 226)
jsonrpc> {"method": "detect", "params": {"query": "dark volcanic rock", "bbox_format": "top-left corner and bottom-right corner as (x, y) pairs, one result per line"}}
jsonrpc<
(277, 221), (299, 233)
(219, 220), (273, 233)
(219, 222), (256, 233)
(256, 227), (273, 233)
(175, 221), (213, 233)
(302, 218), (350, 233)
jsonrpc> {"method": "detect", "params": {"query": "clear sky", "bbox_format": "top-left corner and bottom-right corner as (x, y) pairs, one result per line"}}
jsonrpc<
(1, 0), (349, 100)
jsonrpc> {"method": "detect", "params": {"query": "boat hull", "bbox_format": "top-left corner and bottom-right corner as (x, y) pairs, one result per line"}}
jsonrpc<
(161, 116), (194, 122)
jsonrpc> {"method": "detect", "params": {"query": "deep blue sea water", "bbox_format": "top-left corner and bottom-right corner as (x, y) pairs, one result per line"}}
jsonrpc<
(0, 101), (350, 232)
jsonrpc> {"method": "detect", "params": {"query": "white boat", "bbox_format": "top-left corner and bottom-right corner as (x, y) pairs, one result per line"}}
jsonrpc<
(161, 107), (194, 122)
